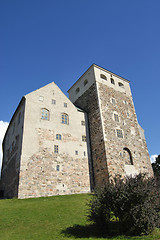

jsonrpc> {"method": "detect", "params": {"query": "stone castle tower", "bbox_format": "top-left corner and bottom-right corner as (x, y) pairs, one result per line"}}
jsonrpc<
(68, 64), (153, 189)
(0, 64), (153, 199)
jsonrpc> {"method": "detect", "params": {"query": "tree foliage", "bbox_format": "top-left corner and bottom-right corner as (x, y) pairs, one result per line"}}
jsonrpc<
(152, 155), (160, 177)
(87, 174), (160, 236)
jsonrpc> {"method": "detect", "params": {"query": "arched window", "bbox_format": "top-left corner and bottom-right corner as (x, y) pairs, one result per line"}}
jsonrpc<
(118, 82), (124, 88)
(111, 78), (115, 84)
(61, 113), (69, 124)
(41, 108), (49, 120)
(84, 79), (88, 86)
(123, 147), (133, 165)
(56, 134), (62, 140)
(100, 74), (107, 80)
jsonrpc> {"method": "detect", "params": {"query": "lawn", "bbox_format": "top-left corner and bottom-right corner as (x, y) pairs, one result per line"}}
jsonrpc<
(0, 194), (160, 240)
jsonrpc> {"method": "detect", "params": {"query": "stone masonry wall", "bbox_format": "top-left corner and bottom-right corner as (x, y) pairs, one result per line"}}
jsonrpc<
(74, 83), (109, 189)
(18, 128), (90, 198)
(97, 82), (153, 178)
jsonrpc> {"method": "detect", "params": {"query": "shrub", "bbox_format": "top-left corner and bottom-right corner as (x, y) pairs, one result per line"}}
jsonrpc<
(87, 173), (160, 236)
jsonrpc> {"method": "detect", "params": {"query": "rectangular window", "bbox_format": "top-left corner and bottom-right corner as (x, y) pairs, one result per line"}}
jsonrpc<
(116, 129), (123, 138)
(56, 165), (60, 171)
(54, 145), (59, 153)
(84, 151), (86, 156)
(81, 121), (85, 125)
(82, 135), (86, 142)
(52, 99), (56, 104)
(112, 98), (116, 104)
(64, 103), (67, 108)
(75, 150), (78, 155)
(114, 114), (119, 122)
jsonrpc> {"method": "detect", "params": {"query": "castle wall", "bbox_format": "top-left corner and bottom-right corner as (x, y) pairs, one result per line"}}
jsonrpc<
(1, 98), (25, 198)
(74, 83), (109, 188)
(1, 64), (153, 199)
(18, 82), (90, 198)
(97, 81), (153, 178)
(68, 64), (153, 188)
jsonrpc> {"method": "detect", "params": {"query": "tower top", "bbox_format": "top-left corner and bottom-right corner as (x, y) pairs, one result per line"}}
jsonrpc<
(68, 63), (129, 93)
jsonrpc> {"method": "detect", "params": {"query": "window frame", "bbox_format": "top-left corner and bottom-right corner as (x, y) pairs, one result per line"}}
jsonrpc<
(111, 78), (115, 85)
(56, 134), (62, 140)
(61, 113), (69, 125)
(64, 102), (67, 108)
(54, 145), (59, 153)
(100, 74), (107, 80)
(56, 165), (60, 171)
(118, 82), (124, 88)
(82, 135), (86, 142)
(81, 121), (85, 126)
(116, 129), (123, 138)
(114, 113), (119, 122)
(52, 99), (56, 105)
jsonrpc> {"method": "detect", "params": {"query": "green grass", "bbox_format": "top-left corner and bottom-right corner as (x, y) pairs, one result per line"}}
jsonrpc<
(0, 194), (160, 240)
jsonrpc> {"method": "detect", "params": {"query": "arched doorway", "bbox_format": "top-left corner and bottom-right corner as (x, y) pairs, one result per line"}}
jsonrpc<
(123, 148), (133, 165)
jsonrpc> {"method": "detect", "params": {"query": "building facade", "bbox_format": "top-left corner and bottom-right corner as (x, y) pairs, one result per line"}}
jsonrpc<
(0, 64), (153, 199)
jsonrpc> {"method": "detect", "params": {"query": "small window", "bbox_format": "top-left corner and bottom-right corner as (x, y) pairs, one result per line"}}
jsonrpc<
(100, 74), (107, 80)
(76, 87), (80, 94)
(82, 135), (86, 142)
(114, 114), (119, 122)
(52, 99), (56, 104)
(61, 113), (69, 124)
(81, 121), (85, 126)
(111, 78), (115, 84)
(75, 150), (78, 155)
(118, 82), (124, 88)
(84, 79), (88, 86)
(41, 108), (49, 120)
(127, 112), (130, 117)
(111, 98), (116, 104)
(56, 165), (60, 171)
(64, 103), (67, 108)
(54, 145), (59, 153)
(56, 134), (62, 140)
(84, 151), (86, 156)
(116, 129), (123, 138)
(39, 96), (44, 102)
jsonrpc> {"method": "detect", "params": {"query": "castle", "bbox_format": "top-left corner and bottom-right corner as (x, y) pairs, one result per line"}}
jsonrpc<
(0, 64), (153, 199)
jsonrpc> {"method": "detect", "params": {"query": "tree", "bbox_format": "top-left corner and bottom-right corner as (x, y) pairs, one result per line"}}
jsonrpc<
(87, 174), (160, 236)
(152, 155), (160, 177)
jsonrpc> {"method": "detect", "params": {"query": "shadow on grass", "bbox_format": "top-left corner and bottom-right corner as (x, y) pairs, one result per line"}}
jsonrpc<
(61, 223), (134, 239)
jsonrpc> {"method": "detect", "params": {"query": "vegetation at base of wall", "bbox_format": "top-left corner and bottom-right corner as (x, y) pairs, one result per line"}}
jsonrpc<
(87, 174), (160, 236)
(152, 154), (160, 177)
(0, 193), (160, 240)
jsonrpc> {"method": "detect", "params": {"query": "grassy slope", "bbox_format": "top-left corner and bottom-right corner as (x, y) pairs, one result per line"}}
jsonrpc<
(0, 194), (160, 240)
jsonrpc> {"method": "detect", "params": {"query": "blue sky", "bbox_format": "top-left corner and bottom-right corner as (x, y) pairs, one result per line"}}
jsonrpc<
(0, 0), (160, 165)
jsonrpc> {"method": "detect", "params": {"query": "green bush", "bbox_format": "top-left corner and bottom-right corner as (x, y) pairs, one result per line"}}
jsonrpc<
(87, 174), (160, 236)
